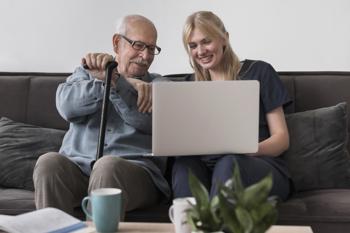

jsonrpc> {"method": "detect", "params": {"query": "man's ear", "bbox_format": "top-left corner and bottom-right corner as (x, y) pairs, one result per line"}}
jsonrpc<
(112, 34), (120, 53)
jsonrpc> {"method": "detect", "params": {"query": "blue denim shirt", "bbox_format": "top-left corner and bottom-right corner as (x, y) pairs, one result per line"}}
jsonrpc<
(56, 66), (170, 199)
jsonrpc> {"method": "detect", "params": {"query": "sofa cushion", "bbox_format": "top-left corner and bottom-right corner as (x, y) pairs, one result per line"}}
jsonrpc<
(282, 102), (350, 191)
(0, 187), (35, 215)
(277, 189), (350, 233)
(278, 189), (350, 221)
(0, 117), (65, 191)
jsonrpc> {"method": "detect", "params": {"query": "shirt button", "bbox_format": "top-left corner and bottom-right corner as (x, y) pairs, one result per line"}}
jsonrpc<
(104, 143), (108, 147)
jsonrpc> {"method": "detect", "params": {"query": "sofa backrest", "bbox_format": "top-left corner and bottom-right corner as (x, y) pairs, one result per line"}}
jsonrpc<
(1, 71), (350, 151)
(0, 72), (69, 130)
(279, 72), (350, 153)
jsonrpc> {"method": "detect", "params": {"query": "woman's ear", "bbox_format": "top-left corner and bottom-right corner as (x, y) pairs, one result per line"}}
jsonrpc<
(221, 32), (229, 52)
(223, 32), (229, 51)
(224, 32), (229, 44)
(112, 34), (120, 53)
(225, 31), (229, 39)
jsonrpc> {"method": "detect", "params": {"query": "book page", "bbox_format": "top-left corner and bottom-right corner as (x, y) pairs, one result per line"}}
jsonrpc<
(0, 208), (87, 233)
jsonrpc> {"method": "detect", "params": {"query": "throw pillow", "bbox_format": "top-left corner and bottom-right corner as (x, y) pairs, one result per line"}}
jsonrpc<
(282, 102), (350, 192)
(0, 117), (65, 191)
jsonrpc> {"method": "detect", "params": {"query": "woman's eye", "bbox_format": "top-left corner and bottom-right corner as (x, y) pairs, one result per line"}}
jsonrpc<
(203, 39), (211, 44)
(188, 44), (197, 49)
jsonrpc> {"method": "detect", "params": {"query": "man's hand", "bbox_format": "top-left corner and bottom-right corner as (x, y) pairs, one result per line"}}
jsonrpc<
(82, 53), (151, 113)
(126, 78), (152, 113)
(82, 53), (114, 81)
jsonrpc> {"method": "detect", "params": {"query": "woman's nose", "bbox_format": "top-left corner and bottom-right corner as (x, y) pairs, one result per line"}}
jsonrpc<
(197, 45), (206, 55)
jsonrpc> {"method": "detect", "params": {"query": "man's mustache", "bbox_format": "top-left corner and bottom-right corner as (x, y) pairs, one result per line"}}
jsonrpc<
(130, 58), (149, 66)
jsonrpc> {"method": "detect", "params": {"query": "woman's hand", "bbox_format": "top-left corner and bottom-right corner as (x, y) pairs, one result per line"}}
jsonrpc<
(249, 107), (289, 157)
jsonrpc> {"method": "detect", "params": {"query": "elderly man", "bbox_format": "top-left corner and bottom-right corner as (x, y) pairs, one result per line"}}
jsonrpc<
(33, 15), (170, 218)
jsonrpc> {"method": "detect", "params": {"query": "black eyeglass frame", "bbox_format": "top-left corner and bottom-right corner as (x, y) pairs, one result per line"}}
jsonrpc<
(120, 35), (161, 55)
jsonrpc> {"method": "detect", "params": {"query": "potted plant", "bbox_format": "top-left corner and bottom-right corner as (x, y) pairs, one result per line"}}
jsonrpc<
(186, 162), (278, 233)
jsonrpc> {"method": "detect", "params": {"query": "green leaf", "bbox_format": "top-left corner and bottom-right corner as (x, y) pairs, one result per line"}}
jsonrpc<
(186, 210), (199, 232)
(252, 210), (278, 233)
(231, 162), (244, 194)
(187, 161), (277, 233)
(242, 173), (273, 208)
(218, 192), (242, 233)
(189, 170), (210, 209)
(187, 170), (223, 232)
(250, 203), (277, 224)
(210, 196), (222, 225)
(235, 207), (253, 233)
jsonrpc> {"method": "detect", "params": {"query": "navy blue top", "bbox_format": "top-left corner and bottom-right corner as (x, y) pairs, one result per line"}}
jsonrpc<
(240, 60), (292, 178)
(239, 60), (292, 141)
(186, 60), (292, 177)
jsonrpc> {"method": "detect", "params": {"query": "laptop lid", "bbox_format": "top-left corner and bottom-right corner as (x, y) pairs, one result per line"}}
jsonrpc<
(151, 80), (259, 156)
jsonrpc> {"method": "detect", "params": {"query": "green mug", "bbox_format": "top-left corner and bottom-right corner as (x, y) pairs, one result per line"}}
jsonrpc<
(82, 188), (122, 233)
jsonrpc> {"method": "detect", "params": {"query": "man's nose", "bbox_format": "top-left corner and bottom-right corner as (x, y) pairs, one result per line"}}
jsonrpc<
(139, 48), (153, 59)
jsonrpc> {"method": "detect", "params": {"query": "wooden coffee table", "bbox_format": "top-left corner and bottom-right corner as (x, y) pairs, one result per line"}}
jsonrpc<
(82, 222), (313, 233)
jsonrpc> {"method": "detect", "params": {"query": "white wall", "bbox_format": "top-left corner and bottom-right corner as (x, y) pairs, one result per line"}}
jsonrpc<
(1, 0), (350, 74)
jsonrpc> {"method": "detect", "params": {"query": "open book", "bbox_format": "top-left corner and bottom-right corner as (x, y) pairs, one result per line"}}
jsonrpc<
(0, 208), (94, 233)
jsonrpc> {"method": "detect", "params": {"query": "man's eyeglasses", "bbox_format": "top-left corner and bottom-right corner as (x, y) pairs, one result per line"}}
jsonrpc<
(120, 35), (161, 55)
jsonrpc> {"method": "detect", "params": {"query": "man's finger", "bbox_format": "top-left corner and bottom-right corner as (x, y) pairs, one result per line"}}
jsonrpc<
(84, 54), (92, 68)
(147, 105), (152, 113)
(140, 84), (152, 113)
(145, 99), (152, 113)
(89, 53), (98, 69)
(101, 54), (113, 70)
(139, 84), (149, 113)
(137, 83), (144, 108)
(141, 85), (152, 113)
(146, 85), (152, 113)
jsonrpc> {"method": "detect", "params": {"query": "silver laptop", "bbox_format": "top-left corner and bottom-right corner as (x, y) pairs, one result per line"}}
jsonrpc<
(150, 80), (260, 156)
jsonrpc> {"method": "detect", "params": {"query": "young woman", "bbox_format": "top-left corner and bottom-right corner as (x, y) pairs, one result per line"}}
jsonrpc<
(172, 11), (292, 200)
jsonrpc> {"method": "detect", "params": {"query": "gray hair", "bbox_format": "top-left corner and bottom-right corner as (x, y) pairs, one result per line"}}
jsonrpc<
(115, 15), (156, 36)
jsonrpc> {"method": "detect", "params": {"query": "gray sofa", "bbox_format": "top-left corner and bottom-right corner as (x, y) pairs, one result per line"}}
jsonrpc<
(0, 71), (350, 233)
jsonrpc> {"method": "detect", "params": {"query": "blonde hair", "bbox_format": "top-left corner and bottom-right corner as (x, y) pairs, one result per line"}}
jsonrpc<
(183, 11), (241, 81)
